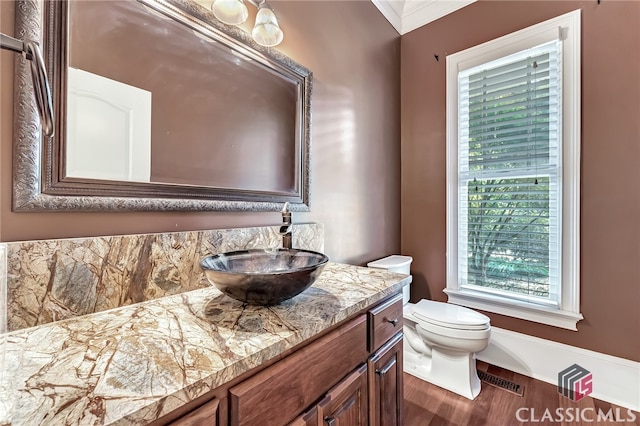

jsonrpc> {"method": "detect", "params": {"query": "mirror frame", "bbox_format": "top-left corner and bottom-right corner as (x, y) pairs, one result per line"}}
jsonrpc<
(13, 0), (312, 212)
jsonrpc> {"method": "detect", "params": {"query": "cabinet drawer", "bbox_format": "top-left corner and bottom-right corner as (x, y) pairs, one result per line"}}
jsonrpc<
(368, 293), (403, 352)
(229, 315), (368, 426)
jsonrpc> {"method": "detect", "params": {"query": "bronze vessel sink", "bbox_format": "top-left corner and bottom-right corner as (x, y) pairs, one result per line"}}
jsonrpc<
(200, 248), (329, 305)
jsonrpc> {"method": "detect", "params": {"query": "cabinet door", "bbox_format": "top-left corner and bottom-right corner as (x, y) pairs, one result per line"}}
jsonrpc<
(317, 364), (368, 426)
(368, 333), (403, 426)
(169, 398), (219, 426)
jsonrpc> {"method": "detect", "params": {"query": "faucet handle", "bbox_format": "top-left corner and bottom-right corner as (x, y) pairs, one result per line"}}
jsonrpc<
(279, 202), (293, 249)
(281, 202), (291, 225)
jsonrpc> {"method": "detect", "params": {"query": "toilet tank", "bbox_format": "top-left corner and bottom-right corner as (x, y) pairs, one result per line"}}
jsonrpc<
(367, 255), (413, 304)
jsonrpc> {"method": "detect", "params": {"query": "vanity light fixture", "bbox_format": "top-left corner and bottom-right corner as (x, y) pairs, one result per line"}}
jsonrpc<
(211, 0), (283, 47)
(211, 0), (248, 25)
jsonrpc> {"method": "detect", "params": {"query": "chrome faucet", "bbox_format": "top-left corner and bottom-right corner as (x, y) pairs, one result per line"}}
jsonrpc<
(279, 202), (292, 249)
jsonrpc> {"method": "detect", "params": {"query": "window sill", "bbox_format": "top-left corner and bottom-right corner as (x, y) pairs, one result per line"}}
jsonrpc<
(443, 288), (583, 331)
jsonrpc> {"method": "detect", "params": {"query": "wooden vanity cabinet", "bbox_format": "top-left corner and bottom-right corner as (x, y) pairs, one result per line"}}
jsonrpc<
(162, 292), (405, 426)
(288, 293), (404, 426)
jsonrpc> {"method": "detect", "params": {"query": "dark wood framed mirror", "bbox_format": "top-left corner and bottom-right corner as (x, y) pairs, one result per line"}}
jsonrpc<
(13, 0), (312, 212)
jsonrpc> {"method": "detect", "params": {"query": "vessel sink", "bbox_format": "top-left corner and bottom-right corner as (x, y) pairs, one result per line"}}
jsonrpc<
(200, 248), (329, 305)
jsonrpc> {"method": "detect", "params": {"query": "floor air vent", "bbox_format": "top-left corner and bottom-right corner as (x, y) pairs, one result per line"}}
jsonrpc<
(477, 370), (524, 397)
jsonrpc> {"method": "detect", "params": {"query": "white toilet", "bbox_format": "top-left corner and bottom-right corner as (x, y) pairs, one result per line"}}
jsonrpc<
(368, 255), (491, 400)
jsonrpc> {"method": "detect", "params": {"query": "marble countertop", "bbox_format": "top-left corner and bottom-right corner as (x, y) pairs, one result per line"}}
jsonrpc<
(0, 262), (411, 425)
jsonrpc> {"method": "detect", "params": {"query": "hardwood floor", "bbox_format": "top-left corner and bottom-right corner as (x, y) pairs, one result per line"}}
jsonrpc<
(404, 361), (640, 426)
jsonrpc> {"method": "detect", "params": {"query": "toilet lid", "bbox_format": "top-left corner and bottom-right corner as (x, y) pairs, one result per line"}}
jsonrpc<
(411, 299), (490, 330)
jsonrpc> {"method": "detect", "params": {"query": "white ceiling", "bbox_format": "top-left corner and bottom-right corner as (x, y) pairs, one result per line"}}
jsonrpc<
(371, 0), (476, 35)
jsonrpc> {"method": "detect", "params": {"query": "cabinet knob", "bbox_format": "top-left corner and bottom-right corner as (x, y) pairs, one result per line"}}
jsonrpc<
(325, 417), (336, 426)
(385, 318), (399, 327)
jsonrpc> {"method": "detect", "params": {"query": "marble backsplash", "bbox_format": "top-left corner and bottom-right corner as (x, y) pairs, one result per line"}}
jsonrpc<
(4, 224), (323, 332)
(0, 244), (5, 336)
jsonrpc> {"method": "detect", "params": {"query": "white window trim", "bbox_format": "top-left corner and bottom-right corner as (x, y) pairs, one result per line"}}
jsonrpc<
(445, 10), (582, 331)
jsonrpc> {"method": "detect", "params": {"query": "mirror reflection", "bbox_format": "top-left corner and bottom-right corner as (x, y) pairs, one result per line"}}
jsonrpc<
(67, 0), (300, 193)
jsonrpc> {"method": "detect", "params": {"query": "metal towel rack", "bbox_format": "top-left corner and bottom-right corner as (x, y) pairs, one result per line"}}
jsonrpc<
(1, 33), (54, 136)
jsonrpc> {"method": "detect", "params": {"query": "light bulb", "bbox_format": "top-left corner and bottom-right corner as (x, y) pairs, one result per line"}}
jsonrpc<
(251, 3), (283, 47)
(211, 0), (248, 25)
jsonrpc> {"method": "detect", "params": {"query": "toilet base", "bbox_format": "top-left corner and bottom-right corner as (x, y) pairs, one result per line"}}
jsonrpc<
(404, 335), (482, 400)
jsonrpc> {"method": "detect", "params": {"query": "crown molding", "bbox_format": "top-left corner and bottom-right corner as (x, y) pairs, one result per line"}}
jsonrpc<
(371, 0), (477, 35)
(370, 0), (404, 33)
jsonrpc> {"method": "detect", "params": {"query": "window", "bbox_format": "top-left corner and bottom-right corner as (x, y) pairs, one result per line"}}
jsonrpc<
(445, 10), (582, 330)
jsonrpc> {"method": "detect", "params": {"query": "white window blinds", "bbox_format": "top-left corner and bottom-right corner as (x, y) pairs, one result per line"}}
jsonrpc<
(457, 40), (562, 306)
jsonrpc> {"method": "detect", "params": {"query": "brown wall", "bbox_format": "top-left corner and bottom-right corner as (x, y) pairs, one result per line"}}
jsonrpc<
(401, 0), (640, 361)
(0, 0), (401, 266)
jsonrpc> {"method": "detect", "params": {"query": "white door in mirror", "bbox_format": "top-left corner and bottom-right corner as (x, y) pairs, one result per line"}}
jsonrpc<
(66, 67), (152, 182)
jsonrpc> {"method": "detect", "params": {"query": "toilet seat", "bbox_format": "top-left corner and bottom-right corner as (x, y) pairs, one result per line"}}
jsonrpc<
(411, 299), (490, 331)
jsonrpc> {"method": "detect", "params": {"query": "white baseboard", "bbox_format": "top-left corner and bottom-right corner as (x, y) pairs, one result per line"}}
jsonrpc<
(476, 327), (640, 412)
